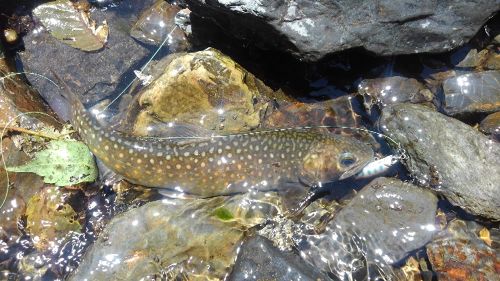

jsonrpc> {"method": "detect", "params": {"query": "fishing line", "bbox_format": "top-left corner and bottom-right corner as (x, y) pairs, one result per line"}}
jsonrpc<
(102, 25), (179, 112)
(0, 111), (64, 210)
(0, 73), (66, 210)
(1, 71), (61, 89)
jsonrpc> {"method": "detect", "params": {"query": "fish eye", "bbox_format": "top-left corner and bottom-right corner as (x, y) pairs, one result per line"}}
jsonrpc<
(339, 152), (357, 167)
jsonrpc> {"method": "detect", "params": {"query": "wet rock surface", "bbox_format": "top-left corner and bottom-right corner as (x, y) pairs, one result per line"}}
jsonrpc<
(263, 96), (362, 129)
(130, 0), (189, 51)
(480, 111), (500, 138)
(19, 0), (158, 120)
(426, 219), (499, 281)
(24, 186), (81, 251)
(298, 177), (437, 279)
(127, 48), (278, 135)
(186, 0), (499, 61)
(69, 192), (284, 280)
(358, 76), (435, 114)
(380, 103), (500, 220)
(442, 70), (500, 115)
(229, 235), (330, 281)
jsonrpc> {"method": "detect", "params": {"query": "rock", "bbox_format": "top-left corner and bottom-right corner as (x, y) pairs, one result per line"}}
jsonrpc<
(484, 52), (500, 70)
(130, 0), (190, 51)
(298, 177), (437, 279)
(455, 49), (490, 68)
(357, 76), (434, 114)
(69, 192), (284, 280)
(380, 103), (500, 219)
(480, 111), (500, 138)
(24, 186), (81, 251)
(127, 48), (278, 135)
(19, 0), (157, 120)
(263, 96), (362, 129)
(426, 219), (499, 281)
(442, 70), (500, 115)
(186, 0), (499, 61)
(88, 0), (120, 8)
(228, 235), (330, 281)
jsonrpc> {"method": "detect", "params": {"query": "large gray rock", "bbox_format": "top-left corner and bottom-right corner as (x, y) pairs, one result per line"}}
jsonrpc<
(442, 70), (500, 115)
(229, 235), (331, 281)
(298, 177), (437, 280)
(186, 0), (499, 61)
(380, 103), (500, 220)
(19, 0), (157, 120)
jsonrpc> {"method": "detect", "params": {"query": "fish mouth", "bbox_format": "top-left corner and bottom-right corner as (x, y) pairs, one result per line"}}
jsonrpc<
(339, 156), (374, 180)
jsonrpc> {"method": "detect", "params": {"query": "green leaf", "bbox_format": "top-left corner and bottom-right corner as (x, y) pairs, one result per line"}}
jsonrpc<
(213, 207), (234, 221)
(7, 140), (97, 186)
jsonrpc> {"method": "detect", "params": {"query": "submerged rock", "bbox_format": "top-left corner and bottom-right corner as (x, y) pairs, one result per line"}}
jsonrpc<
(19, 0), (157, 120)
(69, 192), (284, 280)
(480, 111), (500, 138)
(358, 76), (434, 114)
(263, 96), (362, 129)
(455, 48), (490, 68)
(186, 0), (499, 61)
(380, 103), (500, 220)
(129, 48), (277, 135)
(25, 186), (81, 251)
(426, 219), (499, 281)
(298, 177), (437, 279)
(442, 71), (500, 115)
(130, 0), (190, 51)
(229, 235), (330, 281)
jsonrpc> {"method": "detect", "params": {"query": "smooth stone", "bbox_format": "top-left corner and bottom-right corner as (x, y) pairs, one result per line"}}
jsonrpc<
(19, 0), (157, 120)
(358, 76), (434, 114)
(298, 177), (437, 279)
(69, 192), (284, 280)
(263, 96), (362, 129)
(185, 0), (500, 61)
(229, 235), (331, 281)
(380, 103), (500, 219)
(480, 111), (500, 137)
(130, 0), (190, 51)
(442, 70), (500, 115)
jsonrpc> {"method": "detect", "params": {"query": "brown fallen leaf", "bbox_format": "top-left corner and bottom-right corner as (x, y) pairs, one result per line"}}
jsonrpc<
(33, 0), (109, 52)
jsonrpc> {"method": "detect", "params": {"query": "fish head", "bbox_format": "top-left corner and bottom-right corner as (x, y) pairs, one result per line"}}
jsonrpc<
(301, 135), (374, 184)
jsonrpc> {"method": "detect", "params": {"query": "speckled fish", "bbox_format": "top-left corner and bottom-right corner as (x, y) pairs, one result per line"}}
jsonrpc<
(62, 86), (374, 196)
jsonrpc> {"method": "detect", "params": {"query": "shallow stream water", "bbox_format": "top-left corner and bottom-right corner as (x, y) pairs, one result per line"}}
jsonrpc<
(0, 1), (499, 281)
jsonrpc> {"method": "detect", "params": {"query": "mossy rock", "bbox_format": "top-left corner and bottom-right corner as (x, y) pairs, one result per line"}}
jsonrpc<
(133, 48), (278, 135)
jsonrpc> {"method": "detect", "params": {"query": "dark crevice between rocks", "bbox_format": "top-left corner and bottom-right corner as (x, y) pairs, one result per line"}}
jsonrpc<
(188, 10), (499, 102)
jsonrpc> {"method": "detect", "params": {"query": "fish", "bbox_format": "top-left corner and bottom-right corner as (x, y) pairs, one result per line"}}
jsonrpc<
(61, 82), (374, 197)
